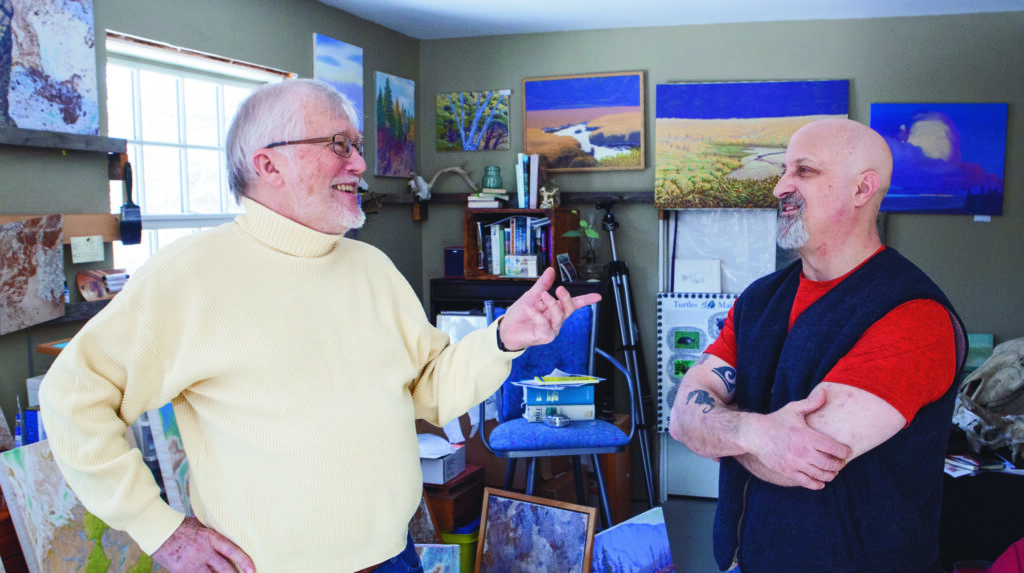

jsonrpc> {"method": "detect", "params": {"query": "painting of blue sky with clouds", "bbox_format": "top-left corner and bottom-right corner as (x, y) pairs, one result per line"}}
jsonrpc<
(313, 34), (363, 134)
(871, 103), (1006, 215)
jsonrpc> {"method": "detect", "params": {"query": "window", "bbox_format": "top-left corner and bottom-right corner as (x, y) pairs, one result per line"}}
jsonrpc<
(105, 33), (293, 272)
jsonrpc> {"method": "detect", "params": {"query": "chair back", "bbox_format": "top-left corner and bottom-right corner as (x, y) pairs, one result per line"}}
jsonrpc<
(491, 304), (597, 422)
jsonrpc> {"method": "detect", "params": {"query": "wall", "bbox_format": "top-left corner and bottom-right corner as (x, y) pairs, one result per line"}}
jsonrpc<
(0, 0), (420, 433)
(418, 13), (1024, 495)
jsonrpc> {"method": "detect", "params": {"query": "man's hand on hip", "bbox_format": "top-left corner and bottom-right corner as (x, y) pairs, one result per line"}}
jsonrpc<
(152, 517), (256, 573)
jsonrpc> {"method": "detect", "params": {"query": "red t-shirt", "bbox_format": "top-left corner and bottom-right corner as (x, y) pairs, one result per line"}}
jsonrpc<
(705, 252), (956, 422)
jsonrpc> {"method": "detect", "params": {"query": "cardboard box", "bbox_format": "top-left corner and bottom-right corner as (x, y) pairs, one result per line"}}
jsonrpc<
(421, 444), (466, 485)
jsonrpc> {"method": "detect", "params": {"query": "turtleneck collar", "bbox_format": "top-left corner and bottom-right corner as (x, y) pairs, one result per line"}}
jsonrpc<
(235, 197), (340, 258)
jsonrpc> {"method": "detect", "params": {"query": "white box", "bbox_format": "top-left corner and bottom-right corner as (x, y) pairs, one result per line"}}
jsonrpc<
(420, 444), (466, 485)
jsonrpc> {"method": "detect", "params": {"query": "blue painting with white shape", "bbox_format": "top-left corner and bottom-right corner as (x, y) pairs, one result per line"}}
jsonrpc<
(871, 103), (1007, 215)
(592, 507), (675, 572)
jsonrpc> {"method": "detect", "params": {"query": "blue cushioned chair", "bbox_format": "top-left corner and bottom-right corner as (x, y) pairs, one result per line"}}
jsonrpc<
(478, 302), (637, 529)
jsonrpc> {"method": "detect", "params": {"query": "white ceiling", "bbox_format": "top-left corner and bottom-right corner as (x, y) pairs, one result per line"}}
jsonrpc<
(317, 0), (1024, 40)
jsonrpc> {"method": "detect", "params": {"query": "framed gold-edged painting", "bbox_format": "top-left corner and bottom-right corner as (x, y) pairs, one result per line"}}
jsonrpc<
(522, 71), (645, 173)
(475, 488), (597, 573)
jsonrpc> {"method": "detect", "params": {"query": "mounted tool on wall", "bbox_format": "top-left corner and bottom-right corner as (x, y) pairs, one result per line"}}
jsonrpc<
(119, 161), (141, 245)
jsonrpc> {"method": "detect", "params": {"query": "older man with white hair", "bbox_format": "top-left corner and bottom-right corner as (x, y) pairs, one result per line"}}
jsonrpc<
(41, 79), (600, 572)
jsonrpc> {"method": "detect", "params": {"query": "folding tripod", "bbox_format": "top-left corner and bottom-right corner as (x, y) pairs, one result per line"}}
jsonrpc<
(597, 200), (656, 508)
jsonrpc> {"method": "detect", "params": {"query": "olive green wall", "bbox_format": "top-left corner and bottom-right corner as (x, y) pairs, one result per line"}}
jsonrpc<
(417, 12), (1024, 417)
(0, 0), (420, 432)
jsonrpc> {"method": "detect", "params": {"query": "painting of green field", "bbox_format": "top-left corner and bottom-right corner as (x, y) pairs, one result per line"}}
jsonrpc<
(654, 79), (849, 208)
(656, 115), (841, 208)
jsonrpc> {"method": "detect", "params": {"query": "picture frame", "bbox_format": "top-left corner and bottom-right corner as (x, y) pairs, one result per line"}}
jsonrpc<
(523, 71), (645, 173)
(476, 488), (597, 573)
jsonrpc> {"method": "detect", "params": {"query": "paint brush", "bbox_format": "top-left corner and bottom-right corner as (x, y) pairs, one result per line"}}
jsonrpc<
(119, 162), (142, 245)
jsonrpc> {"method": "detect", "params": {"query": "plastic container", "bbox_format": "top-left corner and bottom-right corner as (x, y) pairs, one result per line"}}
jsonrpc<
(441, 518), (479, 573)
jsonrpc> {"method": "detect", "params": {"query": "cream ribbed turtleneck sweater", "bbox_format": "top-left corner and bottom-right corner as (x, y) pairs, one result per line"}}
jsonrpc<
(40, 197), (517, 571)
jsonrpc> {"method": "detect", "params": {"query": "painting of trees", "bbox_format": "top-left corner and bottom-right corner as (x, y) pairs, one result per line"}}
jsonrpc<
(374, 72), (415, 177)
(436, 89), (510, 152)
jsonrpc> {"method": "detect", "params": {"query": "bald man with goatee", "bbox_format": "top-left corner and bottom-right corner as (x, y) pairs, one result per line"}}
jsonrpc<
(669, 119), (967, 573)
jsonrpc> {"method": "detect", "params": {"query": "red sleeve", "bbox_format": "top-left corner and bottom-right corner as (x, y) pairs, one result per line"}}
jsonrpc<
(704, 305), (737, 366)
(824, 299), (956, 423)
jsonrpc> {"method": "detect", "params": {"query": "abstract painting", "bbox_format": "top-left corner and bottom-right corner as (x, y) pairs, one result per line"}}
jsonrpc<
(313, 33), (363, 133)
(1, 0), (99, 134)
(436, 89), (511, 151)
(0, 441), (161, 571)
(871, 103), (1007, 215)
(655, 79), (849, 208)
(523, 71), (644, 172)
(656, 293), (738, 432)
(375, 71), (415, 177)
(0, 215), (64, 335)
(592, 507), (675, 572)
(476, 488), (596, 573)
(415, 544), (460, 573)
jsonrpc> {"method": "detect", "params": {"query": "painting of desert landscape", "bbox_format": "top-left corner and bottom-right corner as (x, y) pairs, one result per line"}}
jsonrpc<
(655, 80), (849, 208)
(523, 71), (644, 172)
(871, 102), (1006, 215)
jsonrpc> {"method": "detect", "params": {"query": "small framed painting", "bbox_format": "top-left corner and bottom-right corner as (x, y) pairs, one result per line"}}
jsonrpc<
(476, 488), (596, 573)
(523, 71), (645, 172)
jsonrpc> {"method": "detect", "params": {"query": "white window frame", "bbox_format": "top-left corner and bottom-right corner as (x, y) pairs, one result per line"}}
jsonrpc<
(105, 33), (292, 269)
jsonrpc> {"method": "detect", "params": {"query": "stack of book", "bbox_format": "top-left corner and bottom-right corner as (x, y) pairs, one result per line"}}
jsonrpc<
(467, 188), (509, 208)
(945, 452), (1006, 473)
(478, 215), (550, 277)
(515, 373), (601, 422)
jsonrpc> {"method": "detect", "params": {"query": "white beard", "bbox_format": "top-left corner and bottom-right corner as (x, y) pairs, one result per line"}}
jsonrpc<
(777, 204), (809, 250)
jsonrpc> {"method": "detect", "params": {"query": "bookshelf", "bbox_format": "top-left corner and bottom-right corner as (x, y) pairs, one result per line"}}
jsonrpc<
(462, 208), (580, 280)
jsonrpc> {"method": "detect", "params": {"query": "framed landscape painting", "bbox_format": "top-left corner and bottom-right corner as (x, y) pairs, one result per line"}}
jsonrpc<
(654, 79), (849, 208)
(871, 102), (1006, 215)
(523, 71), (645, 172)
(476, 488), (596, 572)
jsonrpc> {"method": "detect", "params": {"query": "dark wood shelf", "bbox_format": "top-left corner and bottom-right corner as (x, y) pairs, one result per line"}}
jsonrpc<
(376, 191), (652, 205)
(0, 126), (126, 154)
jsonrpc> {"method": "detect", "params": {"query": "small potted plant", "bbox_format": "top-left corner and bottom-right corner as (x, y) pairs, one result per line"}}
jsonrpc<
(562, 213), (604, 280)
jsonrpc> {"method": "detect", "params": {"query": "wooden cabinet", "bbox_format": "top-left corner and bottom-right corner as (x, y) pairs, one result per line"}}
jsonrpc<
(462, 208), (580, 279)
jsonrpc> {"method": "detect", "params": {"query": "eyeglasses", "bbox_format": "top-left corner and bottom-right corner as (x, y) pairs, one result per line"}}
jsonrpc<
(265, 133), (364, 158)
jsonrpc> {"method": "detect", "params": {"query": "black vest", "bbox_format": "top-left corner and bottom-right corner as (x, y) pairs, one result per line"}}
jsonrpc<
(713, 248), (966, 572)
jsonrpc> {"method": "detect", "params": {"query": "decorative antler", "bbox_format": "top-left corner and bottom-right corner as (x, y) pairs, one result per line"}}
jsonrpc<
(428, 166), (478, 193)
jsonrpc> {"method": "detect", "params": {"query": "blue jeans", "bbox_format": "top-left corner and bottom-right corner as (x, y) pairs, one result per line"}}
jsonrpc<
(374, 533), (423, 573)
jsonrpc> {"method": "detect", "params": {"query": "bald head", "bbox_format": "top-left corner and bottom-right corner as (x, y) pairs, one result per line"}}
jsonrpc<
(790, 118), (893, 204)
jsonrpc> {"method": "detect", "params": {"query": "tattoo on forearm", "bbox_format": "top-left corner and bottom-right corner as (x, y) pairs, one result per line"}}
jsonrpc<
(711, 366), (737, 394)
(686, 390), (716, 414)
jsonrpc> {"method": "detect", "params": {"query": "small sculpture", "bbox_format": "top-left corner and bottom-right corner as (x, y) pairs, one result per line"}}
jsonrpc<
(539, 181), (561, 208)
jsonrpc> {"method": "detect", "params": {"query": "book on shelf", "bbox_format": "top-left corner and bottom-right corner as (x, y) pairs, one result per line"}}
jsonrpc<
(467, 198), (501, 208)
(515, 153), (527, 208)
(476, 188), (509, 200)
(528, 153), (539, 209)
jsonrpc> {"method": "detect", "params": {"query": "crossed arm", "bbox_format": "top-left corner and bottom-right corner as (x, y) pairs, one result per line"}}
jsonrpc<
(667, 353), (906, 489)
